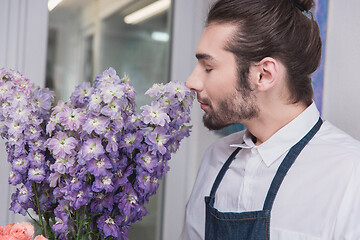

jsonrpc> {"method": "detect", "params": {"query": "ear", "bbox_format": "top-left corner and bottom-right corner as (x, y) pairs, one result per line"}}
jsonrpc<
(252, 57), (279, 92)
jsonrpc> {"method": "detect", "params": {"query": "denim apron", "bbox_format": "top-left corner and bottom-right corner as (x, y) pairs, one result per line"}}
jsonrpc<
(205, 118), (323, 240)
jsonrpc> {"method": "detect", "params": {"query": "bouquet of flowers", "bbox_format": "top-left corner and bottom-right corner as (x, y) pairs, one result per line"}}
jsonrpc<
(0, 67), (194, 239)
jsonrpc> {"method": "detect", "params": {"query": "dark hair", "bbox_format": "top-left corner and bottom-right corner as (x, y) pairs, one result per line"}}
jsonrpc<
(207, 0), (321, 106)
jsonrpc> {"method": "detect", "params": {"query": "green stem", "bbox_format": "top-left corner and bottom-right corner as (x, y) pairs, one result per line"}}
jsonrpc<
(44, 213), (55, 240)
(76, 206), (86, 240)
(69, 226), (77, 240)
(26, 209), (41, 227)
(32, 183), (46, 237)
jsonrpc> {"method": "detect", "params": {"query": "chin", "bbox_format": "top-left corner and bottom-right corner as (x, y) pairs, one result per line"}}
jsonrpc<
(203, 119), (233, 131)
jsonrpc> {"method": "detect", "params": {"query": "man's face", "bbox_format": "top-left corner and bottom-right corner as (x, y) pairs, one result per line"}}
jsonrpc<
(186, 23), (259, 130)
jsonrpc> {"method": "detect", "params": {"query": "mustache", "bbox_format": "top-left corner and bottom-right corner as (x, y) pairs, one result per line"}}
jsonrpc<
(196, 94), (211, 105)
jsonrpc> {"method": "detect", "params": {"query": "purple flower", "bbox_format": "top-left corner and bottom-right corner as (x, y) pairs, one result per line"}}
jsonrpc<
(7, 120), (25, 137)
(12, 155), (29, 174)
(7, 142), (27, 158)
(70, 81), (92, 105)
(24, 125), (42, 141)
(105, 133), (119, 153)
(72, 187), (92, 209)
(124, 82), (136, 99)
(46, 132), (78, 158)
(100, 99), (124, 119)
(94, 67), (120, 86)
(88, 95), (103, 115)
(11, 70), (32, 95)
(28, 137), (47, 151)
(135, 171), (152, 194)
(52, 210), (70, 234)
(49, 172), (61, 188)
(33, 88), (55, 114)
(97, 212), (123, 238)
(0, 80), (14, 100)
(87, 155), (113, 177)
(28, 167), (46, 183)
(135, 150), (158, 173)
(145, 127), (170, 155)
(8, 170), (23, 185)
(46, 119), (57, 136)
(145, 83), (165, 98)
(99, 84), (125, 103)
(92, 172), (114, 193)
(50, 157), (75, 174)
(150, 177), (160, 194)
(141, 102), (170, 126)
(90, 193), (114, 213)
(52, 100), (66, 115)
(9, 194), (27, 216)
(0, 67), (195, 240)
(28, 112), (44, 125)
(166, 82), (189, 101)
(116, 184), (139, 216)
(79, 137), (105, 162)
(9, 91), (28, 108)
(113, 165), (134, 188)
(118, 226), (130, 240)
(119, 132), (142, 154)
(17, 184), (33, 204)
(11, 105), (31, 122)
(69, 176), (83, 192)
(83, 116), (109, 134)
(58, 107), (86, 131)
(110, 116), (125, 132)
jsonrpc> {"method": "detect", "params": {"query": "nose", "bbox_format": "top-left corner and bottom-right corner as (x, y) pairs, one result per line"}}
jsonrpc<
(185, 65), (203, 92)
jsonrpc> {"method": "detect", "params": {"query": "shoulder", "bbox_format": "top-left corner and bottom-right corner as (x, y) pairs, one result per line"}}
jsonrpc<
(307, 120), (360, 171)
(315, 120), (360, 155)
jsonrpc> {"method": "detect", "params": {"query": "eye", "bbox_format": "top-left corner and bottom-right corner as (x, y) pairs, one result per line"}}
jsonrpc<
(205, 68), (212, 73)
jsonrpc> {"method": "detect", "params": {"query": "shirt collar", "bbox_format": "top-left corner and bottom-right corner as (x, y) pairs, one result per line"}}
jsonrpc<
(230, 102), (320, 167)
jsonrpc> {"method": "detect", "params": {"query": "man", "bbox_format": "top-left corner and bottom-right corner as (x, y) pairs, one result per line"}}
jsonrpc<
(180, 0), (360, 239)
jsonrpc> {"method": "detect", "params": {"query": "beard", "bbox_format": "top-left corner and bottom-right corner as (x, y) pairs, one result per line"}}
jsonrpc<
(201, 90), (259, 130)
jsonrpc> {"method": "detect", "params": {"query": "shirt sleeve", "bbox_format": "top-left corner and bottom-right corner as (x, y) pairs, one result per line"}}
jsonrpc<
(332, 157), (360, 239)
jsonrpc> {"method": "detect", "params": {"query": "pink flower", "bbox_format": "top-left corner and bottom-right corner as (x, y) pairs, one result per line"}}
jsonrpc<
(1, 223), (14, 235)
(2, 236), (16, 240)
(34, 235), (48, 240)
(0, 226), (6, 236)
(0, 223), (15, 236)
(9, 222), (34, 240)
(1, 223), (48, 240)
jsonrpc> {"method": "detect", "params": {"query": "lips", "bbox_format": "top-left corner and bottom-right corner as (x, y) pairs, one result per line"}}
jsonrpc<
(197, 98), (210, 111)
(200, 103), (208, 110)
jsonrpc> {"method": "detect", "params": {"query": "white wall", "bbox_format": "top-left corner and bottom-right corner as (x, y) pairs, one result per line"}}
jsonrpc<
(322, 1), (360, 140)
(0, 0), (48, 226)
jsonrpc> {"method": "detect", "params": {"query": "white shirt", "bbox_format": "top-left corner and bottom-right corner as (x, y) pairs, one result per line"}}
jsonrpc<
(180, 103), (360, 240)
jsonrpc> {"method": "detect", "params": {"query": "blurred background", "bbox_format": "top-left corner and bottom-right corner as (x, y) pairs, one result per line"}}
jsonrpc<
(1, 0), (360, 239)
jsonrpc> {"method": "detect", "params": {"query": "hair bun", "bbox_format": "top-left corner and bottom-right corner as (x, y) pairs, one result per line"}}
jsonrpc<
(296, 0), (315, 12)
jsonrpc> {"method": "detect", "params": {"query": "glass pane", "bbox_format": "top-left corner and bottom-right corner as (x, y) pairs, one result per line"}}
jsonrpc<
(46, 1), (172, 239)
(99, 5), (171, 110)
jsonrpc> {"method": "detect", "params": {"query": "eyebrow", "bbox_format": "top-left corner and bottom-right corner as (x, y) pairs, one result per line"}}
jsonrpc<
(195, 53), (214, 61)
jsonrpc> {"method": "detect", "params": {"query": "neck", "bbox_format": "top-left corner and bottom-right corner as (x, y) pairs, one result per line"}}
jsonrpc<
(243, 102), (308, 146)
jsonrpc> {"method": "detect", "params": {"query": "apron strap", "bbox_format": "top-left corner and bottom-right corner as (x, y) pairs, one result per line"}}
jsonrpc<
(262, 117), (323, 211)
(209, 147), (242, 197)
